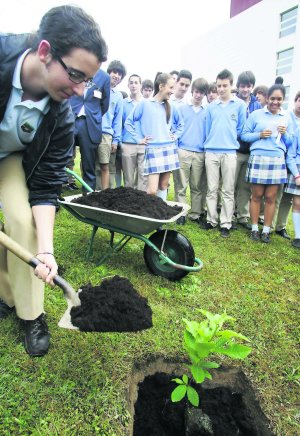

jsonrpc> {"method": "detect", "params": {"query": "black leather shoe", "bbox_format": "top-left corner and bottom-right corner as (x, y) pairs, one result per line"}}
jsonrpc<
(0, 299), (14, 319)
(250, 230), (260, 241)
(67, 182), (79, 191)
(261, 232), (271, 243)
(176, 216), (186, 225)
(231, 221), (238, 230)
(292, 238), (300, 249)
(275, 229), (291, 240)
(220, 228), (230, 238)
(23, 314), (50, 357)
(201, 222), (216, 230)
(238, 221), (252, 230)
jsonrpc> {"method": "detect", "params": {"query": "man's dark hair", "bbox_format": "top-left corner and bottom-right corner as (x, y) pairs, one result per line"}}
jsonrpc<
(30, 5), (107, 62)
(192, 78), (209, 94)
(236, 70), (256, 88)
(207, 82), (217, 93)
(253, 85), (268, 97)
(107, 60), (127, 79)
(216, 69), (233, 85)
(142, 79), (154, 90)
(177, 69), (192, 82)
(128, 74), (141, 83)
(267, 84), (286, 99)
(169, 70), (179, 76)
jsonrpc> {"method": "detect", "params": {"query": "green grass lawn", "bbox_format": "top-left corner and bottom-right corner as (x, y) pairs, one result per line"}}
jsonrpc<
(0, 176), (299, 435)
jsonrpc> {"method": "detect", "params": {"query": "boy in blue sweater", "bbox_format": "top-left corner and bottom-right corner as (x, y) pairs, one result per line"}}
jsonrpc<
(174, 78), (208, 224)
(203, 69), (247, 238)
(95, 60), (125, 190)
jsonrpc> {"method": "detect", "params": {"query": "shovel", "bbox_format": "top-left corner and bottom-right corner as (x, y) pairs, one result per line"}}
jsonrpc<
(0, 222), (81, 330)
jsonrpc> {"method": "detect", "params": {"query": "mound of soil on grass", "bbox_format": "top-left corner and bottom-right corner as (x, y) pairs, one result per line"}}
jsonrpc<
(133, 372), (273, 436)
(70, 275), (152, 332)
(71, 187), (182, 219)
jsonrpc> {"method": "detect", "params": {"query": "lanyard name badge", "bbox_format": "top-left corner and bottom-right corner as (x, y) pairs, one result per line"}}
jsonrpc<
(94, 89), (102, 99)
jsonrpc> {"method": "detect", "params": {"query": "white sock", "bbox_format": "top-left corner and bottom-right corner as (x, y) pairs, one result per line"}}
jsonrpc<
(252, 224), (258, 231)
(262, 225), (270, 234)
(157, 189), (167, 201)
(292, 212), (300, 239)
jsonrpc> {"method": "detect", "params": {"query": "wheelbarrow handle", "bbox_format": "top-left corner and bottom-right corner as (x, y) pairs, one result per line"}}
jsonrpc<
(65, 168), (94, 192)
(0, 227), (80, 307)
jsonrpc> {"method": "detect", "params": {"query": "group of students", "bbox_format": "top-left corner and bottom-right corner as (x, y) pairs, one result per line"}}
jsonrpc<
(1, 4), (300, 358)
(70, 65), (300, 249)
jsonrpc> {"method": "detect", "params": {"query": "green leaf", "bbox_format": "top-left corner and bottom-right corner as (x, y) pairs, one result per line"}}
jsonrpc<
(171, 385), (187, 403)
(216, 330), (250, 342)
(183, 319), (199, 338)
(191, 366), (205, 383)
(215, 344), (252, 359)
(198, 360), (219, 369)
(182, 374), (189, 385)
(187, 386), (199, 407)
(171, 378), (184, 385)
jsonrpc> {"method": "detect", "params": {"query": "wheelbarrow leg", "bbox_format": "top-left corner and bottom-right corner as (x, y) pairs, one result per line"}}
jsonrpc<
(96, 232), (132, 266)
(86, 225), (98, 261)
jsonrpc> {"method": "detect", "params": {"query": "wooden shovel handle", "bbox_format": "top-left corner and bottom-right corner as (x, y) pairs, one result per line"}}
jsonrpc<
(0, 228), (80, 307)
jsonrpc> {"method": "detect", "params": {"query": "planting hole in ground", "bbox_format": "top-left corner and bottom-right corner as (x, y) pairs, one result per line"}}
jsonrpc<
(128, 358), (273, 436)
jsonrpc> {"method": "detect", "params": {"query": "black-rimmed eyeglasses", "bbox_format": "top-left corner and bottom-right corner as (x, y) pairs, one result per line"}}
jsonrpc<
(57, 57), (95, 88)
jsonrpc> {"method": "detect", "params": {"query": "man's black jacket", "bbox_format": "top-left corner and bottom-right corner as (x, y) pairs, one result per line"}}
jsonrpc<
(0, 33), (74, 206)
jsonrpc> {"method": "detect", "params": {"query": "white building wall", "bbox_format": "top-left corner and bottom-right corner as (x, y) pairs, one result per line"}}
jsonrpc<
(181, 0), (299, 108)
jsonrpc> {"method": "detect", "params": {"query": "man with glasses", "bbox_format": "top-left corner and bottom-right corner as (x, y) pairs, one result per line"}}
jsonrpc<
(70, 68), (110, 193)
(0, 5), (107, 356)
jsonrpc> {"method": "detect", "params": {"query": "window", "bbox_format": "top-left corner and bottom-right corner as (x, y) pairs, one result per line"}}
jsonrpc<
(282, 85), (290, 110)
(276, 48), (294, 75)
(280, 7), (298, 38)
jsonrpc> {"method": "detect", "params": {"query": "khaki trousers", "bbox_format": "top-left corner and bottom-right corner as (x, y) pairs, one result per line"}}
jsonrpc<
(121, 143), (148, 191)
(0, 153), (44, 320)
(205, 152), (237, 228)
(173, 149), (205, 219)
(234, 153), (251, 223)
(95, 133), (112, 190)
(273, 184), (292, 230)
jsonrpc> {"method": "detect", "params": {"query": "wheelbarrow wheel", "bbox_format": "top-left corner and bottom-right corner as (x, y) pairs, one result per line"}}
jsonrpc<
(143, 230), (195, 281)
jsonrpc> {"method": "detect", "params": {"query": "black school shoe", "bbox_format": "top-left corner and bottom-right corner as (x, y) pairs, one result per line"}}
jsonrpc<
(201, 222), (216, 230)
(250, 230), (260, 241)
(220, 228), (230, 238)
(292, 238), (300, 249)
(275, 228), (291, 240)
(0, 299), (14, 319)
(23, 314), (50, 357)
(176, 216), (186, 225)
(261, 232), (271, 244)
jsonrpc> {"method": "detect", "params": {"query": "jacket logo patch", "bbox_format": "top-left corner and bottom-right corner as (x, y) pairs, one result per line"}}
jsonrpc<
(231, 114), (236, 120)
(21, 122), (34, 133)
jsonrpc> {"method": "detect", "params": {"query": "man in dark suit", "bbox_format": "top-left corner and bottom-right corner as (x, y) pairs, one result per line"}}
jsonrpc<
(70, 69), (110, 191)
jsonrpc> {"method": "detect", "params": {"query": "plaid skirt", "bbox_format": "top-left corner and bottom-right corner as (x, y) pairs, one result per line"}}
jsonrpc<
(246, 155), (287, 184)
(144, 143), (180, 175)
(285, 163), (300, 195)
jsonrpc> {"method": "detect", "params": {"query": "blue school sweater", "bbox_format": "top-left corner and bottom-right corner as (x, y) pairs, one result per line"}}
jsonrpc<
(204, 97), (247, 153)
(124, 98), (184, 147)
(178, 103), (206, 152)
(122, 97), (138, 144)
(240, 107), (293, 157)
(102, 88), (123, 145)
(286, 127), (300, 176)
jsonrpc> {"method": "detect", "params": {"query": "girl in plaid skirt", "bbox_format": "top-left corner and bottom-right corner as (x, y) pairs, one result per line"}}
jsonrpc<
(285, 128), (300, 248)
(125, 73), (183, 197)
(241, 84), (293, 243)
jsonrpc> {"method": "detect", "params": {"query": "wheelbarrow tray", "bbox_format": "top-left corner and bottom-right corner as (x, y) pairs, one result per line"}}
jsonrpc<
(60, 195), (190, 234)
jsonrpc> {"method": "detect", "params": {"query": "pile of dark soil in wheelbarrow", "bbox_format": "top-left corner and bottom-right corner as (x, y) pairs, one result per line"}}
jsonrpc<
(71, 187), (182, 219)
(70, 275), (152, 332)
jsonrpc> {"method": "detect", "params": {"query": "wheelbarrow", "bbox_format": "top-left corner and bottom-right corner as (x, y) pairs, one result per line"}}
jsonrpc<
(59, 170), (203, 281)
